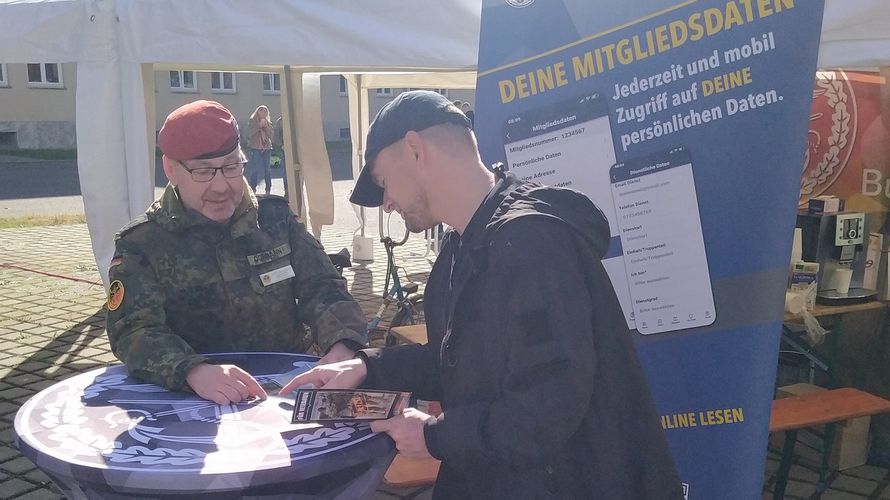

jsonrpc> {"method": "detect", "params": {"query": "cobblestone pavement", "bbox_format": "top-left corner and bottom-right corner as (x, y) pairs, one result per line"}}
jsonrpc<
(2, 222), (890, 499)
(0, 222), (434, 500)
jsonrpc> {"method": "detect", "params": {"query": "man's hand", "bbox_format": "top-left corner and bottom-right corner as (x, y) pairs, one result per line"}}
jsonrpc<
(186, 363), (267, 405)
(371, 408), (435, 459)
(279, 358), (367, 394)
(317, 341), (357, 365)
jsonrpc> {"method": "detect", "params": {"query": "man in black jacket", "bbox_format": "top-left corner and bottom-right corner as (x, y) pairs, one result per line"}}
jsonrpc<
(282, 90), (682, 499)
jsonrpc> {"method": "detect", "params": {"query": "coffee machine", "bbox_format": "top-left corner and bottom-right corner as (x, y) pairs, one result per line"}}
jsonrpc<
(796, 211), (878, 305)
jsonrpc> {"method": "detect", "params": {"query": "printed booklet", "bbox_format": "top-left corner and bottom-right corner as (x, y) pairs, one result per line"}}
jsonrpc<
(291, 389), (410, 423)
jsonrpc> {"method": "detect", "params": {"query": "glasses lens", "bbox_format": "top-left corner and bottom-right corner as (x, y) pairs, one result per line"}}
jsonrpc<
(221, 162), (245, 178)
(190, 168), (216, 182)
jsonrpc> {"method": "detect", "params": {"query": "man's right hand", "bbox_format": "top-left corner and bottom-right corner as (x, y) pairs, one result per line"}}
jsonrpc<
(278, 358), (368, 395)
(186, 363), (267, 405)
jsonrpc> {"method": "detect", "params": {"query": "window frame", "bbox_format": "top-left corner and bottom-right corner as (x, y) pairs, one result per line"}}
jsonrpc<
(26, 63), (64, 89)
(210, 71), (237, 94)
(262, 73), (281, 95)
(169, 70), (197, 93)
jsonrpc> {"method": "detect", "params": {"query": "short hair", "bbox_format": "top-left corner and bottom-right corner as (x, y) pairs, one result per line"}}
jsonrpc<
(418, 122), (479, 155)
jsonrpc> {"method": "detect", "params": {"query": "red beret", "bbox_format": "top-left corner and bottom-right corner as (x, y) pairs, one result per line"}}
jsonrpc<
(158, 100), (240, 161)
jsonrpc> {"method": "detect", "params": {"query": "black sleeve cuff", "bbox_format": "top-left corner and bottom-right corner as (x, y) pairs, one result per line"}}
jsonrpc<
(328, 338), (366, 354)
(423, 414), (445, 460)
(354, 348), (382, 388)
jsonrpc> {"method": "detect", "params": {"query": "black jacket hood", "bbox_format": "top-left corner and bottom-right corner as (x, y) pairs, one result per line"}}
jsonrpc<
(467, 172), (612, 259)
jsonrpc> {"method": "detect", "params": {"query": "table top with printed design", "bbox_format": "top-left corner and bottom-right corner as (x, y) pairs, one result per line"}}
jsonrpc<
(14, 352), (394, 499)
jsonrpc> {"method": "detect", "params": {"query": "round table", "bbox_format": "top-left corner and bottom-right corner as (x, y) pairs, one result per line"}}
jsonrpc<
(15, 352), (395, 499)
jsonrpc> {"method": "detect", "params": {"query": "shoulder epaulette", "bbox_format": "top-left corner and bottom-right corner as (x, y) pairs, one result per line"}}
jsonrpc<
(114, 214), (150, 241)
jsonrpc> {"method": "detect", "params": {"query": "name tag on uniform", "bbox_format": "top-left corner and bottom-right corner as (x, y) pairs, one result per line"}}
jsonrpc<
(247, 244), (291, 266)
(260, 265), (295, 286)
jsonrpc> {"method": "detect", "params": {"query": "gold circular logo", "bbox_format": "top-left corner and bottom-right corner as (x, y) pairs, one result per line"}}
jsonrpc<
(107, 280), (125, 311)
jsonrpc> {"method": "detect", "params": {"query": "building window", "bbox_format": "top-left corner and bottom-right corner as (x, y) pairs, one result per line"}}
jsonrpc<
(263, 73), (280, 95)
(0, 64), (7, 87)
(169, 70), (196, 92)
(433, 88), (449, 98)
(339, 76), (348, 96)
(376, 88), (393, 97)
(210, 72), (236, 93)
(27, 63), (63, 88)
(339, 127), (351, 139)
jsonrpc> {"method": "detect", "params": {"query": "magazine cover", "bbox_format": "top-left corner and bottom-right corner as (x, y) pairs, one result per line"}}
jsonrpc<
(291, 389), (410, 423)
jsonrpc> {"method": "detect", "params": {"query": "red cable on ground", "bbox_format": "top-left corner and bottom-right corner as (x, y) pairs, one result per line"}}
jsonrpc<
(0, 263), (104, 287)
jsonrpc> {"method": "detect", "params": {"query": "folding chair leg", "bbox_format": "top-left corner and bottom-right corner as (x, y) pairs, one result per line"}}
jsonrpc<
(773, 430), (798, 500)
(815, 423), (838, 495)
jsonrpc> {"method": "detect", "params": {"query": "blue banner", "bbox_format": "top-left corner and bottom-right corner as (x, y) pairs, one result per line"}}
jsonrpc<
(475, 0), (825, 497)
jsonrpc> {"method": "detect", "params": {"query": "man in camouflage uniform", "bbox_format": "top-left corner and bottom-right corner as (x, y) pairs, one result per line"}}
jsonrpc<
(106, 100), (367, 405)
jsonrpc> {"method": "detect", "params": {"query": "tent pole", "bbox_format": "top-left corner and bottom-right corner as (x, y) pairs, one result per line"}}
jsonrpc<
(282, 65), (304, 218)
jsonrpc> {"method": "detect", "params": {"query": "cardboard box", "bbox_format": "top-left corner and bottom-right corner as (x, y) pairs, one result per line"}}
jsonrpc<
(774, 383), (870, 470)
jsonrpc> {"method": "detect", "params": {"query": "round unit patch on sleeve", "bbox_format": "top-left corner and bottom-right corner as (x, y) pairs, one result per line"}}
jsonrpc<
(107, 280), (125, 311)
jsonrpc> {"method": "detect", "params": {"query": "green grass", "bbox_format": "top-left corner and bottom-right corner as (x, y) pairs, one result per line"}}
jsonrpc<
(0, 214), (86, 229)
(1, 149), (77, 160)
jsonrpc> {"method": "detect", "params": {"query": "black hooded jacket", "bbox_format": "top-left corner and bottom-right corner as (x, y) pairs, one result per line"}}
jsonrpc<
(360, 172), (683, 499)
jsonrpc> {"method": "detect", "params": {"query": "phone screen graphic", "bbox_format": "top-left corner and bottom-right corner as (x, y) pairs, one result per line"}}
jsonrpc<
(610, 146), (716, 334)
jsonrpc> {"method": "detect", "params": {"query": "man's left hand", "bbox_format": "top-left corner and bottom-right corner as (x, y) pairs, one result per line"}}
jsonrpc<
(370, 408), (435, 459)
(317, 341), (357, 365)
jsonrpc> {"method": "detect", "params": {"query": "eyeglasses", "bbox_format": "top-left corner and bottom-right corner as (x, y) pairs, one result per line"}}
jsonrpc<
(180, 161), (245, 183)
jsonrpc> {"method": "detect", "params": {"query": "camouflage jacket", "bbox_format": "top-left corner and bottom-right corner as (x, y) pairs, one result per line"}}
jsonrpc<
(105, 184), (367, 391)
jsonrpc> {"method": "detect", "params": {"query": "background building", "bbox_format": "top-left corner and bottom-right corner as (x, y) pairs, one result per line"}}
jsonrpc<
(0, 63), (476, 173)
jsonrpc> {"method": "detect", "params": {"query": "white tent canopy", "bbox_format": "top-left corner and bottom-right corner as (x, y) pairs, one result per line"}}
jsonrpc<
(0, 0), (481, 287)
(0, 0), (887, 287)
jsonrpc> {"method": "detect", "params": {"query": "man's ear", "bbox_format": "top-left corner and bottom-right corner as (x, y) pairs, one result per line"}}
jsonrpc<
(404, 131), (424, 165)
(161, 156), (177, 186)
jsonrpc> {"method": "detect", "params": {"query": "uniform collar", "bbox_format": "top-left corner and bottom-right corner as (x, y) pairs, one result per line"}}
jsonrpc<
(148, 179), (258, 237)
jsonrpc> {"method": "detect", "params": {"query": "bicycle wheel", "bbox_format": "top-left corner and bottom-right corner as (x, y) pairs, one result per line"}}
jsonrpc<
(387, 296), (425, 346)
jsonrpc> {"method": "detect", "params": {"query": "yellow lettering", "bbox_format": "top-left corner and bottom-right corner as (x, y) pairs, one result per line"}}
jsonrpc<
(732, 407), (745, 422)
(572, 53), (595, 80)
(701, 67), (753, 97)
(757, 0), (774, 17)
(516, 74), (530, 99)
(724, 1), (745, 29)
(616, 39), (634, 65)
(654, 25), (671, 53)
(669, 20), (688, 47)
(738, 0), (755, 20)
(553, 62), (568, 87)
(775, 0), (794, 13)
(535, 67), (553, 92)
(688, 13), (705, 41)
(499, 80), (516, 104)
(703, 8), (723, 35)
(601, 43), (617, 69)
(632, 35), (649, 61)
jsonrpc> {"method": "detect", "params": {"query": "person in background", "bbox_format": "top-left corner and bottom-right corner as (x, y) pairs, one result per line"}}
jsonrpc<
(282, 91), (682, 499)
(247, 105), (274, 195)
(460, 101), (475, 129)
(106, 100), (367, 405)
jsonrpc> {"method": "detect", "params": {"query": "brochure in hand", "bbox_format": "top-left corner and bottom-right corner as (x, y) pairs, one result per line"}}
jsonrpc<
(291, 389), (411, 423)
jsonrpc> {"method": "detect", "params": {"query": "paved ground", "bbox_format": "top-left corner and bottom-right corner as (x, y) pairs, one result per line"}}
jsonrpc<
(1, 177), (890, 498)
(0, 204), (435, 499)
